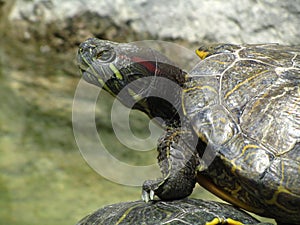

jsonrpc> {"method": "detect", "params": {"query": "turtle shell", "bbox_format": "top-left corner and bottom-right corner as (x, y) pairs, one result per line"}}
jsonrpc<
(76, 198), (273, 225)
(182, 44), (300, 224)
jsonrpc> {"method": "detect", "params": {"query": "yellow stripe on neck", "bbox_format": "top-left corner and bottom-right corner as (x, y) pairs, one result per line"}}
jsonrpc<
(109, 63), (123, 80)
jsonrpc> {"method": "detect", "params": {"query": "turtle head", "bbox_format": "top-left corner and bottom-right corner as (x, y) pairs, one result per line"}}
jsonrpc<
(77, 38), (186, 116)
(78, 38), (150, 97)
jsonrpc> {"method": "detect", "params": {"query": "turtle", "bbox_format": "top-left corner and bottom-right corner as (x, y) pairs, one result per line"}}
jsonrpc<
(76, 198), (273, 225)
(77, 38), (300, 225)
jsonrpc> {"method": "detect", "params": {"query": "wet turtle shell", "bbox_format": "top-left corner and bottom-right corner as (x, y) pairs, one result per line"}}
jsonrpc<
(76, 198), (273, 225)
(182, 44), (300, 224)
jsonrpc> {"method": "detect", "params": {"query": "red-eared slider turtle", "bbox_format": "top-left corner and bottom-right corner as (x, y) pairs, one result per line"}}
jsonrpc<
(76, 199), (273, 225)
(77, 38), (300, 225)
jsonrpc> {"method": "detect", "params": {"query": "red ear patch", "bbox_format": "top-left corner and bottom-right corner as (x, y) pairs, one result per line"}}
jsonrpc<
(132, 56), (158, 74)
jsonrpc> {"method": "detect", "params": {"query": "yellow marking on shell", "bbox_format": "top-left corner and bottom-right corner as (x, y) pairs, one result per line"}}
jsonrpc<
(230, 144), (259, 174)
(226, 218), (244, 225)
(230, 185), (242, 196)
(219, 117), (227, 123)
(115, 203), (144, 225)
(109, 63), (123, 80)
(265, 186), (296, 213)
(241, 144), (260, 154)
(183, 85), (218, 95)
(206, 218), (244, 225)
(224, 70), (268, 99)
(230, 160), (240, 174)
(265, 161), (298, 213)
(225, 144), (297, 214)
(205, 218), (222, 225)
(196, 49), (210, 60)
(182, 85), (218, 116)
(197, 173), (263, 214)
(252, 89), (271, 109)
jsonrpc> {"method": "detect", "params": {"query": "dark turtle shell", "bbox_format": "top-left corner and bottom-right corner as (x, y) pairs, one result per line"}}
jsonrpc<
(182, 44), (300, 224)
(76, 198), (273, 225)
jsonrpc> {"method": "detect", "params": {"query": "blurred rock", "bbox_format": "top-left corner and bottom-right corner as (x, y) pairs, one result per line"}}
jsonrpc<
(5, 0), (300, 46)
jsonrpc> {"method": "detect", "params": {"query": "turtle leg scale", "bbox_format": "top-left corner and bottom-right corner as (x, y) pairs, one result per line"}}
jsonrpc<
(142, 126), (199, 201)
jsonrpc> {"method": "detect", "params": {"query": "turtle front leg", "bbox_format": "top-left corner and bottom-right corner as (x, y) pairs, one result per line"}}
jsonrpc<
(142, 126), (199, 201)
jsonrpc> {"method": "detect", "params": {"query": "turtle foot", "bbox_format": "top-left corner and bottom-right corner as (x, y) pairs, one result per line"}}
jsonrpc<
(141, 189), (155, 202)
(142, 175), (195, 202)
(141, 179), (162, 202)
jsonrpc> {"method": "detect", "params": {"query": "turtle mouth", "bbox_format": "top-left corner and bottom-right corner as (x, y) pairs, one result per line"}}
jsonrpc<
(77, 51), (104, 87)
(80, 66), (103, 87)
(77, 59), (89, 76)
(77, 51), (88, 74)
(77, 59), (88, 74)
(76, 48), (89, 74)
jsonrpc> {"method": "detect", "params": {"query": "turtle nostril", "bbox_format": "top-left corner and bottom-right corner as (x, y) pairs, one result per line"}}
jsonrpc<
(79, 39), (95, 53)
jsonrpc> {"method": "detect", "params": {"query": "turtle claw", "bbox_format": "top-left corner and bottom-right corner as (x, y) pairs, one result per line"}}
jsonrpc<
(142, 179), (161, 202)
(141, 189), (155, 202)
(150, 190), (155, 200)
(142, 190), (149, 202)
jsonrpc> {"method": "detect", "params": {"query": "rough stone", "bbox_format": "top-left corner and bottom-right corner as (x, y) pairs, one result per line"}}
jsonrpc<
(6, 0), (300, 45)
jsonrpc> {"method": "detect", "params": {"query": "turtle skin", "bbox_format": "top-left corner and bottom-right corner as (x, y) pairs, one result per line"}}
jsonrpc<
(76, 198), (273, 225)
(77, 39), (300, 225)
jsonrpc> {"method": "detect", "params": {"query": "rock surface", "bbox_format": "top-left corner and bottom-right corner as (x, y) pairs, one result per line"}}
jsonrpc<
(6, 0), (300, 46)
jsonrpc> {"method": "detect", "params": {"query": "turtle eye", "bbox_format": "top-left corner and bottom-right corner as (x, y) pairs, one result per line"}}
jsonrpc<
(96, 49), (115, 62)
